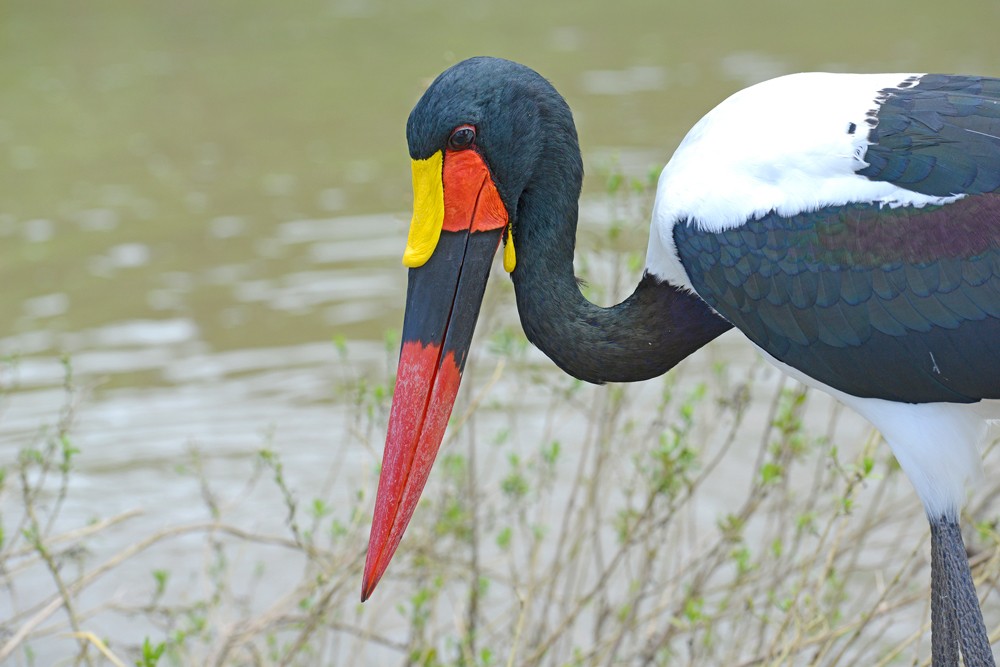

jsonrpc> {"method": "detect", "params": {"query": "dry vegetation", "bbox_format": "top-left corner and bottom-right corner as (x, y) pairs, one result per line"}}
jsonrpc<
(3, 173), (1000, 666)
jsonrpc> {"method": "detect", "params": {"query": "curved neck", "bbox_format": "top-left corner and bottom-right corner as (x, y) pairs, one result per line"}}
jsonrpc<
(509, 166), (732, 384)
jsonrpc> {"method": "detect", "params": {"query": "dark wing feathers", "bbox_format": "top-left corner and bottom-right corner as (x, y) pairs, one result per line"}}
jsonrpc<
(859, 75), (1000, 195)
(676, 203), (1000, 405)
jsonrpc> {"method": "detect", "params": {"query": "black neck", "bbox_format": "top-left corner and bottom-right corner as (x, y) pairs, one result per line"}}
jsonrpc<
(509, 162), (732, 384)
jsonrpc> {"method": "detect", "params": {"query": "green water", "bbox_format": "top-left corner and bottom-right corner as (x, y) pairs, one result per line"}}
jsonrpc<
(3, 0), (1000, 369)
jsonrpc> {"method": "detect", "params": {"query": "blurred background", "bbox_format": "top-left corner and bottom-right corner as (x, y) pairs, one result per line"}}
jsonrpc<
(3, 0), (1000, 664)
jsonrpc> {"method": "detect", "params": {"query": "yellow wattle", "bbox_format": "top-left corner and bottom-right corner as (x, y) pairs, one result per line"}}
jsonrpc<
(503, 225), (516, 272)
(402, 151), (444, 268)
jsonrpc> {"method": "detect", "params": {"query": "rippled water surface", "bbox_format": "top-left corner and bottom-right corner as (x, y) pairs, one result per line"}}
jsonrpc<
(4, 0), (1000, 662)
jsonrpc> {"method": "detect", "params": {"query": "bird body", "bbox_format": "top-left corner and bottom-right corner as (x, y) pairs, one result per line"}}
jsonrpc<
(645, 71), (1000, 518)
(363, 57), (1000, 664)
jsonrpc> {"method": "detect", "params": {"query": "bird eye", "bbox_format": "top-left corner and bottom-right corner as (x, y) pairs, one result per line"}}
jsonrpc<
(448, 125), (476, 150)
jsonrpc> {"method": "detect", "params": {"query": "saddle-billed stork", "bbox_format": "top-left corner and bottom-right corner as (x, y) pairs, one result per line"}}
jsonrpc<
(362, 57), (1000, 665)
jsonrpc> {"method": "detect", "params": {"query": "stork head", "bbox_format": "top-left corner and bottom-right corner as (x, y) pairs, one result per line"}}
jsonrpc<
(361, 57), (579, 600)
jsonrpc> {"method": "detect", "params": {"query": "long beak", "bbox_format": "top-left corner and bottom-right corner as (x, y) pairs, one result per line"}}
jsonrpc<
(362, 148), (508, 601)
